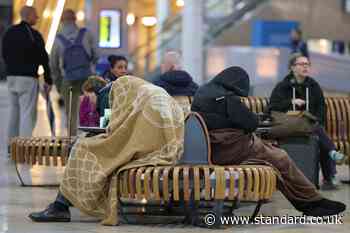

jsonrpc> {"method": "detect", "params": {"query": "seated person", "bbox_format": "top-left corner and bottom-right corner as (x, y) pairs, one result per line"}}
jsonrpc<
(102, 55), (128, 83)
(269, 53), (344, 190)
(98, 55), (129, 117)
(191, 66), (346, 217)
(153, 51), (198, 116)
(29, 76), (185, 225)
(79, 76), (107, 127)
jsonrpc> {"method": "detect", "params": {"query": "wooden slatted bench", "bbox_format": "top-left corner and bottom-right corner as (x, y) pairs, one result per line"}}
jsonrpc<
(117, 112), (277, 226)
(10, 137), (74, 186)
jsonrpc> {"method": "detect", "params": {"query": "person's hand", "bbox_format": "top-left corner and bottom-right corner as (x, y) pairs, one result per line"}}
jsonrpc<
(292, 98), (306, 107)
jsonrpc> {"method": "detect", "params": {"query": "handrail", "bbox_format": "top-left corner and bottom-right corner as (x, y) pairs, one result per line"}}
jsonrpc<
(132, 0), (269, 75)
(130, 0), (225, 58)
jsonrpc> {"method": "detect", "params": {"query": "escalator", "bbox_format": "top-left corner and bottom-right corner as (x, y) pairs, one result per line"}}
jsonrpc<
(130, 0), (269, 78)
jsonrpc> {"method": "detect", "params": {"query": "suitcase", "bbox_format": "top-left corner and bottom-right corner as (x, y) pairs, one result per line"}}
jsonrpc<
(278, 136), (320, 188)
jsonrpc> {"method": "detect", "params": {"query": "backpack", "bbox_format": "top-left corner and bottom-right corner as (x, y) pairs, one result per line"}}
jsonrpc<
(57, 28), (92, 81)
(79, 95), (99, 127)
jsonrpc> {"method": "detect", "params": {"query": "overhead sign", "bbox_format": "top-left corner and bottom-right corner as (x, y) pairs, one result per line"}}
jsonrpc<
(99, 10), (121, 48)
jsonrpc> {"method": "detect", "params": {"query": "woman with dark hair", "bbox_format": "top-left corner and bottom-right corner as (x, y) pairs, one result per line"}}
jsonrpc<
(192, 66), (345, 217)
(98, 55), (129, 116)
(269, 53), (344, 190)
(102, 55), (128, 82)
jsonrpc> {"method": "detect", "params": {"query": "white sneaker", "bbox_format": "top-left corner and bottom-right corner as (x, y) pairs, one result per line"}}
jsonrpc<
(329, 150), (344, 161)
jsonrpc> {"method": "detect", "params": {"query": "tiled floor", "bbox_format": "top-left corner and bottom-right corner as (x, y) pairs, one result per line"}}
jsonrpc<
(0, 81), (349, 232)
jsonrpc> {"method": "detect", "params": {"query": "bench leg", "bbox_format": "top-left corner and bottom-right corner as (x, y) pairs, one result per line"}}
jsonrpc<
(14, 163), (25, 186)
(249, 200), (263, 223)
(14, 163), (59, 187)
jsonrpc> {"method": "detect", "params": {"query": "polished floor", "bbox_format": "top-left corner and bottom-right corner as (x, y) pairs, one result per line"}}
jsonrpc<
(0, 81), (349, 232)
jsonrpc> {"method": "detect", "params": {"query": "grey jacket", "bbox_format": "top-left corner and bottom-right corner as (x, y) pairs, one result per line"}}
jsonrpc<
(50, 23), (99, 82)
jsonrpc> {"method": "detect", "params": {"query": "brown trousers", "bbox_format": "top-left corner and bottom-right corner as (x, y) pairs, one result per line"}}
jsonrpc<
(210, 128), (322, 203)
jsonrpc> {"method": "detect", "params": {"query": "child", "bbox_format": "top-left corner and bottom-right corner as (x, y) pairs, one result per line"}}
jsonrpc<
(79, 76), (107, 127)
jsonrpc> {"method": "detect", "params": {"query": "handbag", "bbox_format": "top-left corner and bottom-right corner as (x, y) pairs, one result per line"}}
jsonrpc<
(268, 87), (318, 138)
(268, 111), (318, 138)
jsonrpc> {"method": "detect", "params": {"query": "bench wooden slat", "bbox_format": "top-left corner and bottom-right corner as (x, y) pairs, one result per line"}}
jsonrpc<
(183, 167), (190, 201)
(162, 167), (170, 201)
(214, 167), (225, 200)
(128, 168), (136, 198)
(203, 167), (211, 200)
(193, 167), (201, 201)
(228, 168), (237, 200)
(144, 167), (153, 199)
(173, 167), (180, 201)
(135, 167), (145, 200)
(251, 168), (260, 201)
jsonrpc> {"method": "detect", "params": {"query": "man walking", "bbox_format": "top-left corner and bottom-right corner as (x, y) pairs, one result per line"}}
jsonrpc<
(50, 9), (98, 136)
(2, 6), (52, 142)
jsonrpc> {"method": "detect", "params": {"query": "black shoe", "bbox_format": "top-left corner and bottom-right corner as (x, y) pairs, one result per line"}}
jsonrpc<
(29, 203), (70, 222)
(303, 198), (346, 217)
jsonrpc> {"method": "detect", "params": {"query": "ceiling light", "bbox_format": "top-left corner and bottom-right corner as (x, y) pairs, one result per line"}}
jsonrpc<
(176, 0), (184, 7)
(141, 16), (157, 27)
(126, 13), (136, 26)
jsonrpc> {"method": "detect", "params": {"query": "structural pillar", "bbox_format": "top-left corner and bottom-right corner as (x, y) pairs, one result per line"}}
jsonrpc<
(156, 0), (170, 65)
(182, 0), (204, 84)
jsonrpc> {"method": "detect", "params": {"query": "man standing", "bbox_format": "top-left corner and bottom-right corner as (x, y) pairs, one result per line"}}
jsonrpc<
(2, 6), (52, 142)
(50, 9), (98, 136)
(290, 28), (309, 58)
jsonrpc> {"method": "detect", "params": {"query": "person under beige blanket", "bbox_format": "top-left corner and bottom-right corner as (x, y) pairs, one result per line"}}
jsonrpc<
(29, 76), (185, 225)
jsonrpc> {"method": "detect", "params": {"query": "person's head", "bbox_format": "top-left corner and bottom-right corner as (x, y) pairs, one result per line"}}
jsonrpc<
(290, 28), (302, 42)
(82, 75), (108, 94)
(213, 66), (250, 97)
(108, 55), (128, 77)
(289, 53), (311, 79)
(20, 6), (39, 26)
(61, 9), (76, 24)
(161, 51), (182, 74)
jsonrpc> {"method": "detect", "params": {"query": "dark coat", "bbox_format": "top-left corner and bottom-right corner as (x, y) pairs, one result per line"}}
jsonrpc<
(153, 70), (198, 96)
(191, 66), (258, 133)
(102, 70), (118, 83)
(2, 21), (52, 84)
(269, 73), (326, 126)
(291, 40), (309, 58)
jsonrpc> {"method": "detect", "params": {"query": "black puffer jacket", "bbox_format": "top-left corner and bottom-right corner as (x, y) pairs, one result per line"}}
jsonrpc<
(191, 66), (258, 133)
(269, 73), (326, 126)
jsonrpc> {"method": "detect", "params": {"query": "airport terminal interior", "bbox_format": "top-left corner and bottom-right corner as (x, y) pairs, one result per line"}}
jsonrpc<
(0, 0), (349, 232)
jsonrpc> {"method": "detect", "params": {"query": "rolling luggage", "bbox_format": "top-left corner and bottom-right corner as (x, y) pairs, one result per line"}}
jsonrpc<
(278, 136), (320, 188)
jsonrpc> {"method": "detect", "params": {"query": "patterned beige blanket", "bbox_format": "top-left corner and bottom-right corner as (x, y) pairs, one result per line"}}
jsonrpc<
(60, 76), (184, 225)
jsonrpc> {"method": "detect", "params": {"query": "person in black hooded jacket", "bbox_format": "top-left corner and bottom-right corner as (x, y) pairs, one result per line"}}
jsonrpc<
(153, 51), (198, 116)
(269, 53), (344, 190)
(192, 66), (346, 217)
(153, 70), (198, 97)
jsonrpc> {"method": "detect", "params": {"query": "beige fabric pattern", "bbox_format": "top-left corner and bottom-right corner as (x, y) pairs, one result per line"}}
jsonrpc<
(173, 96), (192, 117)
(59, 76), (184, 225)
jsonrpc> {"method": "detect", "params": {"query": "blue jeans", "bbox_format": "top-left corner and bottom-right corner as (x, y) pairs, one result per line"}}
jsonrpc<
(313, 127), (337, 181)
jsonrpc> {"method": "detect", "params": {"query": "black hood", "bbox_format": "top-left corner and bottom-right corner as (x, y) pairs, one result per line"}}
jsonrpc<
(211, 66), (250, 97)
(160, 70), (193, 86)
(153, 70), (198, 96)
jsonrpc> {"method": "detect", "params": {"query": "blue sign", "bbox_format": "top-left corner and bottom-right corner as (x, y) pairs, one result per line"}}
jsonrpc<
(251, 20), (299, 47)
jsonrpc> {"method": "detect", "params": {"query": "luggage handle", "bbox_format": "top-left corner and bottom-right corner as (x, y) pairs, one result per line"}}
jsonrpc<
(68, 86), (73, 138)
